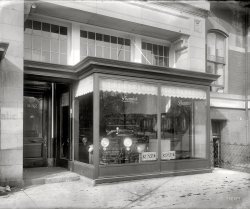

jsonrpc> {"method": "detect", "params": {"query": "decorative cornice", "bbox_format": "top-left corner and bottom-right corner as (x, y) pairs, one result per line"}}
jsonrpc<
(24, 57), (219, 85)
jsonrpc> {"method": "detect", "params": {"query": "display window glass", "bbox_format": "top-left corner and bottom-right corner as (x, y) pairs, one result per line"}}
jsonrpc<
(78, 92), (94, 164)
(99, 78), (158, 164)
(160, 85), (207, 160)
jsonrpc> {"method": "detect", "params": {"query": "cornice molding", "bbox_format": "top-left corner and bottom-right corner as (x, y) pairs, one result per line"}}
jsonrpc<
(24, 57), (218, 86)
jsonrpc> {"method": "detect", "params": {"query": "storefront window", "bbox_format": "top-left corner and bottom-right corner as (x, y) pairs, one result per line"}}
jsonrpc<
(160, 86), (207, 160)
(99, 79), (158, 164)
(78, 92), (93, 164)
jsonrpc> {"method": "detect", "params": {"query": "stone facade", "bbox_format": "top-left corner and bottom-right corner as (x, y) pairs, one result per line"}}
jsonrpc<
(0, 0), (24, 185)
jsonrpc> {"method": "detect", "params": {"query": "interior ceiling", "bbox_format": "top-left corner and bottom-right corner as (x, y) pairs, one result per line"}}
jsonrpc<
(30, 1), (182, 41)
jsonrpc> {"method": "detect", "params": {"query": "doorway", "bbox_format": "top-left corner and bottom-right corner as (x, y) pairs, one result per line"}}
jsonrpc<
(23, 81), (50, 167)
(56, 84), (71, 167)
(211, 120), (222, 167)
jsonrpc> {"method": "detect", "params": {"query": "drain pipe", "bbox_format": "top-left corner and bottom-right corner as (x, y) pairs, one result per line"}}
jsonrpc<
(245, 8), (249, 145)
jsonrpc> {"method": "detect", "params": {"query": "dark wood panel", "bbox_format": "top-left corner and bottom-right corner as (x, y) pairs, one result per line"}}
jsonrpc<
(23, 143), (43, 158)
(99, 162), (160, 177)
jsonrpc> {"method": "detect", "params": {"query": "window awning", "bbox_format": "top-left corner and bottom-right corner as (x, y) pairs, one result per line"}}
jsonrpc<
(161, 86), (206, 100)
(100, 79), (158, 95)
(75, 76), (93, 97)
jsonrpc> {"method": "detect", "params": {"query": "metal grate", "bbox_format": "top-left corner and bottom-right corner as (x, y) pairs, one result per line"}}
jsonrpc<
(211, 142), (250, 173)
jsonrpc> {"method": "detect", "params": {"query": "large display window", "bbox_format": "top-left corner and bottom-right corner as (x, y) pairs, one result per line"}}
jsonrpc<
(160, 85), (207, 160)
(99, 78), (158, 165)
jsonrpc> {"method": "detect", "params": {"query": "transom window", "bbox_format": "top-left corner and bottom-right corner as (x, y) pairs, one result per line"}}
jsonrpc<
(207, 32), (226, 92)
(24, 19), (68, 65)
(141, 42), (169, 67)
(80, 30), (131, 62)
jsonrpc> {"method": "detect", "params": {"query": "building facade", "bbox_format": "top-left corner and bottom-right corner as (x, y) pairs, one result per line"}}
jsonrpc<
(0, 0), (248, 185)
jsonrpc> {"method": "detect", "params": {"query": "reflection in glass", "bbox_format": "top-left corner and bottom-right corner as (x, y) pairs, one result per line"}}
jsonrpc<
(79, 93), (93, 164)
(24, 96), (43, 138)
(160, 87), (207, 160)
(99, 79), (158, 165)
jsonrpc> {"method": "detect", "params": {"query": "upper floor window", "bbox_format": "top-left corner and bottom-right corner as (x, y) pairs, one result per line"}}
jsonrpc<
(80, 30), (131, 62)
(207, 31), (227, 92)
(141, 42), (169, 67)
(24, 19), (68, 65)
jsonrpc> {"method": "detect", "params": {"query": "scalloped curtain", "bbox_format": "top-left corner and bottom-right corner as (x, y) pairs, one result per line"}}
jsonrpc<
(100, 79), (158, 95)
(75, 76), (93, 97)
(161, 86), (206, 100)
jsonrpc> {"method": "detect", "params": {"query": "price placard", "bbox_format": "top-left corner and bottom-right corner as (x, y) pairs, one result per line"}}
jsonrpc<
(161, 151), (176, 160)
(141, 152), (157, 161)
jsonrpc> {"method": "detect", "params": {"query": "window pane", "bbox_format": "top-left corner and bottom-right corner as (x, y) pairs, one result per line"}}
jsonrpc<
(118, 50), (124, 61)
(24, 34), (32, 49)
(60, 26), (67, 36)
(159, 46), (163, 56)
(96, 45), (103, 57)
(111, 48), (117, 60)
(164, 57), (169, 67)
(125, 51), (130, 62)
(41, 51), (50, 63)
(153, 44), (158, 55)
(96, 33), (103, 41)
(33, 21), (41, 35)
(207, 62), (215, 74)
(51, 52), (59, 64)
(99, 79), (158, 164)
(216, 64), (224, 86)
(147, 43), (152, 52)
(51, 24), (59, 39)
(124, 39), (130, 51)
(88, 44), (95, 56)
(88, 32), (95, 40)
(118, 37), (124, 46)
(207, 33), (216, 57)
(24, 49), (32, 60)
(164, 46), (169, 57)
(160, 92), (207, 160)
(142, 42), (147, 50)
(42, 22), (50, 32)
(60, 39), (67, 53)
(80, 42), (87, 57)
(32, 36), (41, 50)
(60, 54), (67, 65)
(42, 38), (50, 51)
(111, 36), (117, 44)
(24, 96), (43, 138)
(51, 39), (59, 52)
(32, 50), (41, 61)
(24, 19), (32, 34)
(80, 30), (87, 38)
(78, 93), (93, 164)
(103, 47), (110, 59)
(216, 34), (225, 58)
(159, 57), (164, 67)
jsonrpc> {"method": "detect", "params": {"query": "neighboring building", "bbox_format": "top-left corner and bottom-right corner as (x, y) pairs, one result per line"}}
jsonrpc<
(207, 2), (250, 171)
(0, 0), (248, 185)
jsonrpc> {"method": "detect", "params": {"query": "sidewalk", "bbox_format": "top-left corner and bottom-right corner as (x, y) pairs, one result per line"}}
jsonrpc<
(0, 168), (250, 209)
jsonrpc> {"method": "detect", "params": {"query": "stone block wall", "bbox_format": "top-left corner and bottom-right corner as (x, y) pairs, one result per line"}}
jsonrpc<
(0, 0), (24, 185)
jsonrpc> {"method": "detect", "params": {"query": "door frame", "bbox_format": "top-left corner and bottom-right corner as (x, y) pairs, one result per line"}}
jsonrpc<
(23, 87), (50, 167)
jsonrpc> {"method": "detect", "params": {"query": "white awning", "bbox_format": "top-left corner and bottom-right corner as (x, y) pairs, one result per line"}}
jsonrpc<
(161, 86), (206, 100)
(75, 76), (93, 97)
(100, 79), (158, 95)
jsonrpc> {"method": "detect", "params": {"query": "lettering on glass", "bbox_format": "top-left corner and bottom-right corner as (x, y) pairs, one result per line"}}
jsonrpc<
(141, 152), (157, 161)
(161, 151), (176, 160)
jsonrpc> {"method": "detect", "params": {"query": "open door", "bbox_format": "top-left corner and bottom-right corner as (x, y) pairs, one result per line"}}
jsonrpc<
(57, 87), (71, 167)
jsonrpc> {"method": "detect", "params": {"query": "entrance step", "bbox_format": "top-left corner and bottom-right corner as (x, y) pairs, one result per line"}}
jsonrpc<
(24, 167), (80, 186)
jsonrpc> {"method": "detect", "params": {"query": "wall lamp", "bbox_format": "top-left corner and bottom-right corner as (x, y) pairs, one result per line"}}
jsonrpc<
(0, 42), (9, 61)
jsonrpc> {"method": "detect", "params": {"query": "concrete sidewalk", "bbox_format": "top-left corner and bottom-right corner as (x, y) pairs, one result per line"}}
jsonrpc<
(0, 168), (250, 209)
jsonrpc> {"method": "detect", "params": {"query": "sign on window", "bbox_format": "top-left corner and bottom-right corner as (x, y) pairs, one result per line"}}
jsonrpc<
(161, 151), (176, 160)
(142, 152), (157, 161)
